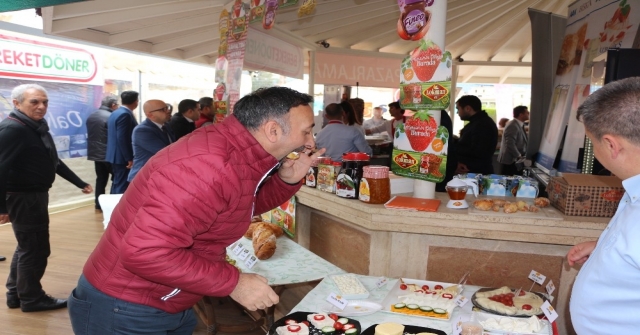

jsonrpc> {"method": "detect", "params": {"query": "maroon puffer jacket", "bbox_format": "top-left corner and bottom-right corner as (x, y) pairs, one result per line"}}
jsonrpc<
(82, 115), (300, 313)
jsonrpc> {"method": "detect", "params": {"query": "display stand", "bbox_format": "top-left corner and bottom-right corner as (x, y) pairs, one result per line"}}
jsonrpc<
(414, 179), (436, 199)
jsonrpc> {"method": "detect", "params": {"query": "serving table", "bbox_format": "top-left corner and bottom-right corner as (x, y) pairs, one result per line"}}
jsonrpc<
(194, 236), (345, 335)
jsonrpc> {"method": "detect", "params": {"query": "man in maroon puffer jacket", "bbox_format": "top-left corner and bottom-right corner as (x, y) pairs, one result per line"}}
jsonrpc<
(68, 87), (325, 334)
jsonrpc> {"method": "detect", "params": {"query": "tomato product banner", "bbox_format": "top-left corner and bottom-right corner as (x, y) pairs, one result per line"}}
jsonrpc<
(268, 196), (296, 238)
(222, 0), (249, 115)
(0, 77), (102, 158)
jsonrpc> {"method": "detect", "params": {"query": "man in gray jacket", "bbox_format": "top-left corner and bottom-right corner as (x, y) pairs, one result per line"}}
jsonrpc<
(86, 95), (118, 210)
(498, 105), (529, 176)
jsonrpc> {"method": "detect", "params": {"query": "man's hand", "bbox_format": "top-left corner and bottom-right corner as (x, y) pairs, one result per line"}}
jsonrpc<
(0, 214), (9, 225)
(567, 240), (597, 266)
(229, 273), (279, 311)
(455, 163), (470, 175)
(126, 161), (133, 169)
(278, 148), (327, 184)
(82, 184), (94, 194)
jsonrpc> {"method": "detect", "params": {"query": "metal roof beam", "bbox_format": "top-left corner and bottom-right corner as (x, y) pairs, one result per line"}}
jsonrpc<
(109, 14), (218, 46)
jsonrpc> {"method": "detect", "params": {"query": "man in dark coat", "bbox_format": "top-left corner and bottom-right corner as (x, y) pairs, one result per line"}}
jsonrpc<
(455, 95), (498, 175)
(168, 99), (200, 141)
(105, 91), (139, 194)
(86, 95), (118, 210)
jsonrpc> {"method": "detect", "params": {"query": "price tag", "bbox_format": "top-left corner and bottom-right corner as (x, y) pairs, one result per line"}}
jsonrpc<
(245, 255), (258, 269)
(454, 295), (469, 307)
(540, 300), (558, 323)
(375, 277), (388, 288)
(528, 269), (547, 285)
(239, 248), (251, 260)
(545, 280), (556, 295)
(326, 292), (347, 310)
(452, 315), (469, 335)
(232, 243), (244, 255)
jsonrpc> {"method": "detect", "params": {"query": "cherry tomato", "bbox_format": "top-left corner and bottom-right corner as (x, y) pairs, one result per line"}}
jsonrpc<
(333, 322), (344, 330)
(422, 285), (429, 291)
(518, 290), (526, 296)
(522, 304), (532, 310)
(400, 284), (408, 290)
(287, 325), (301, 332)
(301, 321), (310, 327)
(313, 315), (325, 321)
(434, 285), (444, 290)
(328, 314), (339, 321)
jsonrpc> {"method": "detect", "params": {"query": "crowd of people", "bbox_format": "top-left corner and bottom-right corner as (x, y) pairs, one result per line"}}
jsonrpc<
(6, 78), (640, 333)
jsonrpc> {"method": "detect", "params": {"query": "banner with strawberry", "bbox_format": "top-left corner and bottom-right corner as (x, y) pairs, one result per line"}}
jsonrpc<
(399, 39), (452, 110)
(392, 110), (449, 182)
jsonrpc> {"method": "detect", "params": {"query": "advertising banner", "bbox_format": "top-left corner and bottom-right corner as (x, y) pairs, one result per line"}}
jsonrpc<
(537, 0), (640, 172)
(314, 52), (402, 88)
(0, 77), (102, 158)
(225, 0), (250, 114)
(245, 28), (304, 79)
(392, 0), (451, 183)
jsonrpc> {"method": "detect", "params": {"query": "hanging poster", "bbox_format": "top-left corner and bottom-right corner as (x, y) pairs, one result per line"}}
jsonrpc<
(225, 0), (249, 114)
(537, 0), (640, 172)
(214, 9), (231, 122)
(392, 0), (450, 183)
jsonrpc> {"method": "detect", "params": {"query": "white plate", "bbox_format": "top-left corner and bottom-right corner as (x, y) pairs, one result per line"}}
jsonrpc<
(379, 278), (461, 320)
(322, 300), (383, 317)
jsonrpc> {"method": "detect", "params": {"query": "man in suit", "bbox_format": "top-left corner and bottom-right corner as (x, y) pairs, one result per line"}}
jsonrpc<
(86, 94), (118, 210)
(455, 95), (498, 175)
(128, 100), (175, 182)
(168, 99), (199, 141)
(105, 91), (139, 194)
(195, 97), (214, 128)
(498, 105), (529, 176)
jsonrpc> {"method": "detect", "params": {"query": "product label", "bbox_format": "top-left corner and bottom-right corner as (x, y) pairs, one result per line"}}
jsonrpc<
(528, 270), (547, 285)
(392, 149), (447, 183)
(305, 167), (317, 187)
(540, 300), (559, 323)
(403, 10), (426, 34)
(454, 295), (469, 307)
(245, 255), (258, 268)
(232, 243), (244, 255)
(359, 178), (371, 202)
(399, 81), (451, 110)
(326, 292), (348, 310)
(336, 173), (356, 198)
(546, 280), (556, 295)
(375, 277), (388, 288)
(239, 248), (250, 260)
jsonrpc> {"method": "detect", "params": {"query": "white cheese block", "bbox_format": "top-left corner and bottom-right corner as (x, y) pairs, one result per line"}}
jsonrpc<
(374, 323), (404, 335)
(307, 313), (335, 329)
(276, 323), (310, 335)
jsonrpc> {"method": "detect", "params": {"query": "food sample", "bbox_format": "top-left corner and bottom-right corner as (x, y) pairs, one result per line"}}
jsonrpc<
(529, 205), (540, 213)
(479, 315), (543, 334)
(252, 224), (277, 260)
(516, 200), (529, 211)
(503, 202), (518, 214)
(391, 282), (460, 319)
(534, 197), (550, 207)
(306, 313), (335, 329)
(374, 323), (404, 335)
(331, 274), (369, 298)
(473, 199), (493, 211)
(287, 152), (300, 160)
(474, 286), (544, 316)
(277, 322), (310, 335)
(245, 221), (283, 239)
(492, 199), (507, 207)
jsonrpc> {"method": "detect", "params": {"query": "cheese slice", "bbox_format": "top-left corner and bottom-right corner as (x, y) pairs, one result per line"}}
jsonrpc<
(375, 323), (404, 335)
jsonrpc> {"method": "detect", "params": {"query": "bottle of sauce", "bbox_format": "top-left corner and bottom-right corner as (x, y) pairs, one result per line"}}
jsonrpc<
(336, 153), (370, 199)
(359, 166), (391, 204)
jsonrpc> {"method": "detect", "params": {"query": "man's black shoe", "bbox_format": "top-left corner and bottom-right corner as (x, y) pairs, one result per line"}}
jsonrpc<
(20, 295), (67, 312)
(6, 294), (20, 309)
(0, 256), (6, 261)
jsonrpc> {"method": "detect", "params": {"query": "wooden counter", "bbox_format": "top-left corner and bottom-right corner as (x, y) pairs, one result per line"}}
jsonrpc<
(293, 186), (608, 335)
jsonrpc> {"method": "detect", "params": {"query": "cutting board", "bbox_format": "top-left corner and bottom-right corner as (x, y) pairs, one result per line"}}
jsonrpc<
(467, 197), (564, 220)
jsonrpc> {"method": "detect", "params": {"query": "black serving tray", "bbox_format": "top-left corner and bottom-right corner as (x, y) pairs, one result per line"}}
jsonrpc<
(361, 324), (446, 335)
(268, 311), (362, 335)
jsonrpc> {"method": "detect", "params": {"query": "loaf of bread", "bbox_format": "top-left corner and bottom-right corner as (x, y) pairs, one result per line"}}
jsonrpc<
(244, 221), (284, 239)
(244, 222), (259, 239)
(252, 224), (277, 260)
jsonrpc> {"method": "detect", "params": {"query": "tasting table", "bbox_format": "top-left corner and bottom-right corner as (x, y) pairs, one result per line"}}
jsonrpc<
(290, 274), (555, 335)
(194, 236), (346, 335)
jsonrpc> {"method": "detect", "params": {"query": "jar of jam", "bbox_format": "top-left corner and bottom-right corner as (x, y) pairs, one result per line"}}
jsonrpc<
(336, 153), (370, 199)
(332, 161), (342, 193)
(401, 0), (427, 37)
(359, 166), (391, 204)
(317, 157), (334, 193)
(305, 157), (320, 188)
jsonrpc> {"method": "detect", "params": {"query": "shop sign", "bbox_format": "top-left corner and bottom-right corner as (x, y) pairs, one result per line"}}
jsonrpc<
(314, 52), (402, 88)
(0, 34), (99, 85)
(245, 28), (303, 79)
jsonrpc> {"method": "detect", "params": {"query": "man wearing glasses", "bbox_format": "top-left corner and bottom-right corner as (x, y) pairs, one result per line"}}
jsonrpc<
(105, 91), (139, 194)
(128, 100), (175, 182)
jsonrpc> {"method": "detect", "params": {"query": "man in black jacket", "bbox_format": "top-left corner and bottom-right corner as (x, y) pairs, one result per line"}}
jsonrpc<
(455, 95), (498, 175)
(86, 95), (118, 210)
(168, 99), (200, 141)
(0, 83), (92, 312)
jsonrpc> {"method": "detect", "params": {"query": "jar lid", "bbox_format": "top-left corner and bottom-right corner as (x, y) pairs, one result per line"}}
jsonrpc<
(342, 152), (371, 161)
(317, 156), (332, 164)
(332, 161), (342, 166)
(363, 165), (389, 179)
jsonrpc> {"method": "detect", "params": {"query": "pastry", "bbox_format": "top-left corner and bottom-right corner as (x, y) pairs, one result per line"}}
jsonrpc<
(503, 202), (518, 214)
(252, 225), (276, 260)
(492, 204), (500, 212)
(534, 197), (550, 208)
(245, 222), (284, 239)
(473, 199), (493, 211)
(492, 199), (507, 207)
(244, 222), (259, 239)
(286, 152), (300, 160)
(529, 205), (540, 213)
(516, 200), (529, 211)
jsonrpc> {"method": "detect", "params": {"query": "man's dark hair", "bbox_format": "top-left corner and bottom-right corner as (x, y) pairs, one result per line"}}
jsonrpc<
(325, 103), (344, 119)
(101, 94), (118, 108)
(388, 101), (402, 110)
(198, 97), (213, 108)
(120, 91), (139, 105)
(178, 99), (198, 114)
(234, 87), (313, 134)
(577, 77), (640, 145)
(456, 95), (482, 112)
(341, 101), (359, 126)
(513, 105), (528, 118)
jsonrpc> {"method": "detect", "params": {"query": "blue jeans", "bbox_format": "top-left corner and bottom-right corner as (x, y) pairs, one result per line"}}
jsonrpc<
(68, 275), (197, 335)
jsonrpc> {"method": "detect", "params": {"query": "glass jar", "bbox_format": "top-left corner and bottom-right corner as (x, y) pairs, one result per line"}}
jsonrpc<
(317, 157), (334, 193)
(305, 157), (320, 188)
(332, 161), (342, 194)
(359, 166), (391, 204)
(336, 152), (370, 199)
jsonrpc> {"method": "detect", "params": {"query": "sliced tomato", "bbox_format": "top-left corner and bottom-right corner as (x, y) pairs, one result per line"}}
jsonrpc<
(343, 324), (355, 330)
(442, 293), (453, 299)
(285, 320), (297, 325)
(434, 285), (444, 290)
(421, 285), (429, 291)
(328, 314), (339, 321)
(400, 284), (408, 290)
(287, 325), (301, 332)
(313, 315), (325, 321)
(333, 322), (344, 330)
(518, 290), (526, 296)
(522, 304), (532, 310)
(506, 293), (514, 297)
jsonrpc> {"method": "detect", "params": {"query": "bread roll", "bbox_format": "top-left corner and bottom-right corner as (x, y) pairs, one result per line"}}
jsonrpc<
(244, 221), (283, 239)
(244, 222), (259, 239)
(252, 225), (276, 260)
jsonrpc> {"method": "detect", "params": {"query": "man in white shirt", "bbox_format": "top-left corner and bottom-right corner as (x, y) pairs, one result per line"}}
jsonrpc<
(363, 107), (386, 130)
(315, 103), (372, 162)
(365, 102), (406, 138)
(497, 106), (529, 175)
(567, 77), (640, 334)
